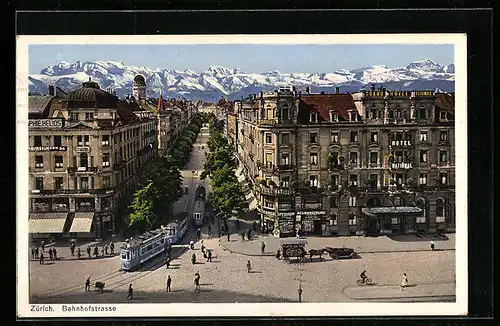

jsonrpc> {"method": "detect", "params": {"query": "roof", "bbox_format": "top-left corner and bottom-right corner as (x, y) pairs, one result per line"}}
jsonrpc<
(63, 80), (118, 108)
(116, 100), (141, 124)
(362, 207), (423, 217)
(435, 93), (455, 112)
(69, 212), (94, 233)
(298, 94), (356, 122)
(28, 95), (54, 113)
(29, 213), (68, 234)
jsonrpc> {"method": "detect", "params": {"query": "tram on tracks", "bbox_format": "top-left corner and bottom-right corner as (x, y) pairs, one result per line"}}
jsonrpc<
(193, 199), (206, 227)
(120, 213), (189, 271)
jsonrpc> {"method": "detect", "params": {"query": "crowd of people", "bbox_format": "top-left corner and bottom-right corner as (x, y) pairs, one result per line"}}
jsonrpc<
(31, 239), (116, 264)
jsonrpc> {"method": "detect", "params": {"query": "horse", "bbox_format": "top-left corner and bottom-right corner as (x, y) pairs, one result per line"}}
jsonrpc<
(308, 249), (326, 261)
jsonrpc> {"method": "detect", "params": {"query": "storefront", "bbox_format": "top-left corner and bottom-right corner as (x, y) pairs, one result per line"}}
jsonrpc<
(261, 212), (275, 235)
(362, 206), (423, 235)
(295, 210), (326, 235)
(277, 212), (296, 237)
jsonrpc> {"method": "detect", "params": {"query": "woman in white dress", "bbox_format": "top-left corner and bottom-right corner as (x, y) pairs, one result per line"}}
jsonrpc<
(400, 273), (408, 290)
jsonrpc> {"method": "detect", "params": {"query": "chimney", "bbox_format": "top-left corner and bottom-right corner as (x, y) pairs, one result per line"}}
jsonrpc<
(48, 85), (55, 96)
(335, 87), (340, 94)
(305, 86), (310, 94)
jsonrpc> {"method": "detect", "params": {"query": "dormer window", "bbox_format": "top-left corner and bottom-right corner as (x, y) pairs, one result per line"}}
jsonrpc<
(349, 112), (357, 121)
(440, 111), (448, 121)
(309, 112), (318, 123)
(330, 111), (338, 122)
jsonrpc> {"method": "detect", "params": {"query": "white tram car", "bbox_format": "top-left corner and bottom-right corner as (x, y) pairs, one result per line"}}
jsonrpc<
(193, 199), (205, 227)
(120, 213), (189, 271)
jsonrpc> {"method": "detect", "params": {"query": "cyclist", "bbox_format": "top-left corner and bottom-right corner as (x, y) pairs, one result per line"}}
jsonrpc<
(360, 270), (368, 282)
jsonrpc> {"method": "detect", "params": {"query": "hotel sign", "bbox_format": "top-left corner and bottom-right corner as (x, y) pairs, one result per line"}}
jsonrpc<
(391, 163), (413, 169)
(391, 140), (411, 147)
(29, 146), (67, 152)
(28, 119), (63, 128)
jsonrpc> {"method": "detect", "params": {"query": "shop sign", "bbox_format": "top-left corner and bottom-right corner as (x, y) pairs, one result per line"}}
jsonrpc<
(390, 162), (413, 169)
(28, 146), (67, 152)
(28, 119), (64, 128)
(278, 212), (295, 217)
(76, 146), (90, 153)
(296, 211), (326, 216)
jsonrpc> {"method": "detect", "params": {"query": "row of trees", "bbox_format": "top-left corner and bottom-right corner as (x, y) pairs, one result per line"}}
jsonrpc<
(127, 112), (208, 235)
(200, 115), (248, 231)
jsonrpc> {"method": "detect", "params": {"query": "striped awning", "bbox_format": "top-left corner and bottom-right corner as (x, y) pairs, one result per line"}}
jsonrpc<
(362, 207), (423, 217)
(69, 212), (94, 233)
(29, 213), (68, 234)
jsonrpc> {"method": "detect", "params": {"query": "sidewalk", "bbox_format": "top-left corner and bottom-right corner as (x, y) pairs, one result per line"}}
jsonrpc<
(219, 232), (455, 257)
(343, 282), (455, 300)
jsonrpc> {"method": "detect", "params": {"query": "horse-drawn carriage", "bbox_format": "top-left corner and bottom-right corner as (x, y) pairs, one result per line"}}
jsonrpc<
(280, 239), (308, 263)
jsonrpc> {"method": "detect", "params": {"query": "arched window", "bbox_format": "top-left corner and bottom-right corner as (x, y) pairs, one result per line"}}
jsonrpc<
(282, 104), (289, 120)
(416, 198), (426, 224)
(80, 153), (88, 167)
(436, 198), (445, 223)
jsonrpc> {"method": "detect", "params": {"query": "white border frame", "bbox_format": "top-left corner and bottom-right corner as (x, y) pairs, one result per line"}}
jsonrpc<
(16, 34), (468, 317)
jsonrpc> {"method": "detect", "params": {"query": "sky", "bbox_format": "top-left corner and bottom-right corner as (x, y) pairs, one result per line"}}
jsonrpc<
(29, 44), (454, 74)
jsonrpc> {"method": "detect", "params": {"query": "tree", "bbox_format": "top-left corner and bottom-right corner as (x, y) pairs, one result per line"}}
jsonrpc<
(128, 181), (156, 233)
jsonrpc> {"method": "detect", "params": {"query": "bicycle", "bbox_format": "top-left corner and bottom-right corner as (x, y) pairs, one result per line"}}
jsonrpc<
(356, 277), (373, 286)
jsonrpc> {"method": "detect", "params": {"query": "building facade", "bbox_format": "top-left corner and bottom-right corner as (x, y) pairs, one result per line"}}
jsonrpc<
(235, 87), (455, 237)
(28, 78), (157, 240)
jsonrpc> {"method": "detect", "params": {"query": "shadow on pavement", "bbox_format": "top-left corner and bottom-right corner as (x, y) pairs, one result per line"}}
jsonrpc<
(388, 234), (449, 242)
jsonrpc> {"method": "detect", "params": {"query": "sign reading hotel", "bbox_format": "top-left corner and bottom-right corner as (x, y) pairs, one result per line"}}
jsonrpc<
(28, 119), (64, 128)
(391, 140), (412, 147)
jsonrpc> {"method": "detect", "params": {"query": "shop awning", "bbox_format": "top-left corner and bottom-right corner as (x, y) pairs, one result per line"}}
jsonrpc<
(248, 198), (259, 211)
(362, 207), (423, 217)
(69, 212), (94, 233)
(235, 165), (244, 176)
(29, 213), (68, 234)
(237, 173), (246, 183)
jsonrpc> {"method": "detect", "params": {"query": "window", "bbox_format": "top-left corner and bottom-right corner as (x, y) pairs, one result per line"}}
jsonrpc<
(349, 112), (357, 121)
(439, 131), (448, 142)
(331, 174), (339, 188)
(310, 153), (318, 165)
(349, 174), (358, 186)
(330, 112), (338, 122)
(102, 135), (110, 146)
(349, 152), (358, 164)
(439, 150), (448, 163)
(419, 150), (428, 163)
(419, 108), (427, 119)
(369, 174), (378, 188)
(440, 173), (448, 185)
(282, 106), (289, 120)
(80, 153), (88, 167)
(54, 177), (63, 189)
(35, 155), (44, 168)
(103, 176), (111, 188)
(53, 135), (62, 147)
(308, 132), (318, 144)
(33, 136), (42, 147)
(309, 175), (318, 187)
(330, 213), (338, 226)
(265, 153), (273, 168)
(55, 156), (63, 168)
(348, 212), (357, 225)
(83, 135), (89, 146)
(419, 173), (428, 185)
(102, 153), (110, 167)
(370, 132), (378, 142)
(391, 217), (399, 225)
(81, 177), (89, 190)
(85, 112), (93, 120)
(330, 132), (339, 143)
(420, 131), (428, 142)
(388, 109), (394, 119)
(33, 177), (44, 190)
(440, 111), (448, 121)
(265, 133), (272, 144)
(264, 199), (274, 209)
(309, 112), (317, 123)
(77, 135), (83, 146)
(70, 112), (79, 120)
(370, 109), (377, 119)
(370, 152), (378, 164)
(436, 199), (445, 222)
(350, 131), (358, 142)
(281, 153), (290, 165)
(281, 133), (290, 145)
(281, 176), (290, 188)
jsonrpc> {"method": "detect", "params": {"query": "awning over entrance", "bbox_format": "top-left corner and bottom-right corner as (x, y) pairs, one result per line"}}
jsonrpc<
(362, 207), (423, 217)
(69, 212), (94, 233)
(29, 213), (68, 234)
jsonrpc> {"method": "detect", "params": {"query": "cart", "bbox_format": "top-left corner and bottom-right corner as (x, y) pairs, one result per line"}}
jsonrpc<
(280, 239), (308, 264)
(93, 281), (105, 291)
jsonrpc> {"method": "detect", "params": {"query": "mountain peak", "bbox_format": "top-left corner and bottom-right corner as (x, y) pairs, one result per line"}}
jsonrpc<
(406, 59), (442, 72)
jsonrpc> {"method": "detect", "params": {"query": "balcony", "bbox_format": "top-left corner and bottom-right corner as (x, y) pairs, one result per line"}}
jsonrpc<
(67, 166), (99, 174)
(277, 164), (294, 171)
(259, 186), (292, 196)
(31, 188), (114, 196)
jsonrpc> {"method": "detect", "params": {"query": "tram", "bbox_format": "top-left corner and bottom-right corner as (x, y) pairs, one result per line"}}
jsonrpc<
(193, 199), (206, 227)
(120, 213), (189, 271)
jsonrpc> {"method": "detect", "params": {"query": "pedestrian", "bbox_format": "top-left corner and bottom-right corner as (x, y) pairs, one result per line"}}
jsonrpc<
(246, 260), (252, 273)
(261, 241), (266, 255)
(201, 243), (206, 254)
(53, 248), (58, 260)
(70, 244), (75, 256)
(400, 273), (408, 291)
(165, 257), (170, 269)
(166, 275), (172, 292)
(104, 244), (109, 255)
(253, 221), (257, 232)
(126, 284), (133, 300)
(77, 248), (82, 259)
(39, 252), (44, 264)
(101, 246), (105, 257)
(31, 246), (35, 259)
(93, 246), (99, 258)
(48, 248), (53, 260)
(35, 247), (39, 258)
(85, 277), (91, 292)
(190, 240), (195, 250)
(241, 231), (245, 242)
(194, 272), (200, 293)
(236, 219), (240, 230)
(227, 233), (230, 242)
(207, 249), (212, 262)
(276, 249), (281, 260)
(110, 242), (115, 254)
(41, 240), (45, 252)
(247, 229), (252, 240)
(191, 253), (196, 265)
(430, 241), (435, 251)
(86, 246), (91, 259)
(196, 228), (201, 240)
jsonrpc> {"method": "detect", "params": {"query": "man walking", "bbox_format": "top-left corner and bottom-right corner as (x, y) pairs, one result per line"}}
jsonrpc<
(77, 248), (82, 259)
(400, 273), (408, 291)
(85, 277), (91, 292)
(430, 241), (435, 251)
(194, 272), (201, 293)
(165, 257), (170, 269)
(247, 260), (252, 273)
(53, 248), (58, 260)
(39, 252), (44, 264)
(48, 248), (53, 260)
(261, 241), (266, 255)
(207, 249), (212, 262)
(86, 246), (91, 259)
(110, 242), (115, 254)
(126, 284), (133, 300)
(166, 276), (172, 292)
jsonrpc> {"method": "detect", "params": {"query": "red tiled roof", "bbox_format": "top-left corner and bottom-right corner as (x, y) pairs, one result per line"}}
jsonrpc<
(435, 93), (455, 112)
(299, 94), (356, 122)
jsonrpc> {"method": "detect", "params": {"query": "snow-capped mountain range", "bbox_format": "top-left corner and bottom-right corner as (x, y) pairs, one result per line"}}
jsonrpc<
(29, 59), (455, 102)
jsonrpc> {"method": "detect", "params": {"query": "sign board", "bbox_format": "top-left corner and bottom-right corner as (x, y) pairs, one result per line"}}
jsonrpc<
(391, 140), (412, 147)
(277, 212), (295, 217)
(28, 146), (67, 152)
(76, 147), (90, 153)
(28, 119), (64, 128)
(390, 163), (413, 169)
(296, 211), (326, 216)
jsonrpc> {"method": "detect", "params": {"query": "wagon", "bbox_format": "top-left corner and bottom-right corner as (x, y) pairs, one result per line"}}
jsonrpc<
(280, 239), (308, 264)
(324, 247), (359, 260)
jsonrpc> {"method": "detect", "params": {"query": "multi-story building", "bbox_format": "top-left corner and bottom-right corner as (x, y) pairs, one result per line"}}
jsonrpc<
(235, 86), (455, 237)
(28, 78), (157, 240)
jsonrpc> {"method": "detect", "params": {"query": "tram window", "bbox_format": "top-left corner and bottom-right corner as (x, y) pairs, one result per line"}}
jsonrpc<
(160, 238), (165, 244)
(146, 245), (153, 252)
(126, 252), (130, 260)
(121, 253), (127, 259)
